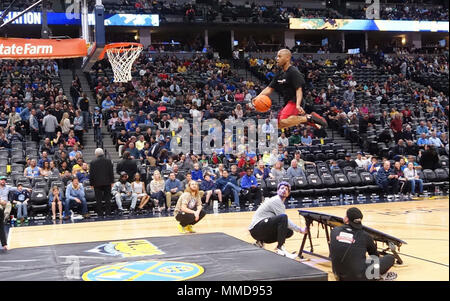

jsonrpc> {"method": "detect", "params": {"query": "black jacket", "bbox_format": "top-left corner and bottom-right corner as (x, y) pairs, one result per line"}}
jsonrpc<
(90, 155), (114, 187)
(330, 225), (378, 281)
(116, 158), (138, 180)
(149, 142), (162, 158)
(419, 149), (440, 170)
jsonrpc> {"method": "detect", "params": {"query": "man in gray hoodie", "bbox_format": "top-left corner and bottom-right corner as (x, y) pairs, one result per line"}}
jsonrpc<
(248, 181), (306, 259)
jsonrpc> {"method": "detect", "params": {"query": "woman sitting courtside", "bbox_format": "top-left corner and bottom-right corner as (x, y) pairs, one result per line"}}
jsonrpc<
(132, 173), (150, 211)
(147, 170), (166, 212)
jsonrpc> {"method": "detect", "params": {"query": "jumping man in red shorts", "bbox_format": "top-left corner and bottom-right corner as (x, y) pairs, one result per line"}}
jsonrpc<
(253, 49), (328, 130)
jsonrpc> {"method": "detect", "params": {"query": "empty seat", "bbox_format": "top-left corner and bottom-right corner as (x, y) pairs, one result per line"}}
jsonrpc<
(320, 173), (335, 187)
(291, 175), (310, 197)
(355, 167), (367, 175)
(16, 177), (31, 186)
(315, 153), (327, 162)
(307, 174), (323, 188)
(334, 173), (349, 187)
(359, 172), (381, 193)
(434, 169), (448, 182)
(265, 178), (278, 194)
(84, 186), (96, 209)
(343, 166), (355, 175)
(34, 182), (49, 193)
(11, 164), (24, 173)
(32, 177), (47, 187)
(11, 156), (25, 164)
(317, 166), (330, 177)
(422, 169), (437, 183)
(430, 168), (447, 192)
(347, 172), (362, 186)
(0, 150), (9, 159)
(29, 189), (48, 216)
(48, 175), (62, 187)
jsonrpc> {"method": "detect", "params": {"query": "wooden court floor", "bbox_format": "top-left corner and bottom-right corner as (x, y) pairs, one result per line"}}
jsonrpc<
(8, 198), (449, 281)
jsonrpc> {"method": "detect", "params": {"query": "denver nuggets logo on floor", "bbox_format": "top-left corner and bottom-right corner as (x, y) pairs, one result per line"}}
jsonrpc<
(86, 240), (164, 258)
(82, 261), (204, 281)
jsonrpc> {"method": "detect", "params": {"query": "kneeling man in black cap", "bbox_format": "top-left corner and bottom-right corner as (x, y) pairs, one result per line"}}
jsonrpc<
(330, 207), (397, 281)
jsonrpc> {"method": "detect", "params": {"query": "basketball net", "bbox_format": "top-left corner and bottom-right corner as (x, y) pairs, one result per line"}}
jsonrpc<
(106, 44), (143, 83)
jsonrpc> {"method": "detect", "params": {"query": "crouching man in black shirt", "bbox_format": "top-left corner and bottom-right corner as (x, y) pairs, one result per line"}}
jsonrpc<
(330, 207), (397, 281)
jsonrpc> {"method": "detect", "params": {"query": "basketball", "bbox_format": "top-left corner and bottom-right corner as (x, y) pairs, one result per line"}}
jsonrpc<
(253, 95), (272, 112)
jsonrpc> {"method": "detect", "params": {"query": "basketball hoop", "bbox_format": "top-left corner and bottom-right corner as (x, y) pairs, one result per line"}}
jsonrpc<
(99, 42), (143, 83)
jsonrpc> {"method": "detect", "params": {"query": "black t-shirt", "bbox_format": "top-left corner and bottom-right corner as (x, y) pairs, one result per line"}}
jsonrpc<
(118, 133), (129, 144)
(0, 118), (8, 128)
(269, 65), (305, 106)
(79, 97), (90, 111)
(330, 225), (378, 281)
(359, 118), (369, 134)
(51, 109), (64, 123)
(0, 138), (10, 148)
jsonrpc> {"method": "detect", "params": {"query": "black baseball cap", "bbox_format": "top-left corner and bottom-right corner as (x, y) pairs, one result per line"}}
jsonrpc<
(346, 207), (363, 229)
(120, 171), (128, 177)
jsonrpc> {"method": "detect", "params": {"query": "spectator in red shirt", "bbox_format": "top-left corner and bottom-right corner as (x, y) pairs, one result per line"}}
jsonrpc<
(401, 105), (412, 123)
(390, 113), (403, 142)
(234, 89), (244, 102)
(237, 153), (256, 169)
(186, 6), (195, 22)
(135, 1), (144, 13)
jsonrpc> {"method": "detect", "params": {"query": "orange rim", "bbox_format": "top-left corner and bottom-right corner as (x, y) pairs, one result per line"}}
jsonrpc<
(98, 42), (143, 60)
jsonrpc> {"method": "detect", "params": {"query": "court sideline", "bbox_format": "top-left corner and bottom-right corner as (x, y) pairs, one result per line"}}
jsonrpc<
(7, 198), (449, 281)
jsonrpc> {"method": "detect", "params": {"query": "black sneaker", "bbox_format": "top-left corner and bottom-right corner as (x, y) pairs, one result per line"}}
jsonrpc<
(117, 209), (124, 216)
(254, 241), (264, 248)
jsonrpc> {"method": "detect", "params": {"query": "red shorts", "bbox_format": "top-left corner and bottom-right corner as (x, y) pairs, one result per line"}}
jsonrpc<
(277, 101), (299, 122)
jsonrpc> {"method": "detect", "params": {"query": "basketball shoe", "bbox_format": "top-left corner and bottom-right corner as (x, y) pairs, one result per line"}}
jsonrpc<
(177, 224), (187, 234)
(307, 112), (328, 129)
(276, 245), (297, 259)
(185, 225), (196, 233)
(254, 241), (264, 248)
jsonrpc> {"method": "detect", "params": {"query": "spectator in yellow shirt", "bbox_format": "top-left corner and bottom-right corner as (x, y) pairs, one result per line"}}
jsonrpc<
(177, 65), (187, 73)
(136, 135), (146, 151)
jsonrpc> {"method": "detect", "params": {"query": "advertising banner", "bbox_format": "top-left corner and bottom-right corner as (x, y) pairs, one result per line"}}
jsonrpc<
(0, 38), (88, 59)
(289, 18), (449, 32)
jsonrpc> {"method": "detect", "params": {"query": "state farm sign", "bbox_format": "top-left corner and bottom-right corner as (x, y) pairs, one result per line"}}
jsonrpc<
(0, 38), (87, 59)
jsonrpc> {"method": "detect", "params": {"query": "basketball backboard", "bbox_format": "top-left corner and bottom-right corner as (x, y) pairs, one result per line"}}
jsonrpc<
(81, 0), (105, 72)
